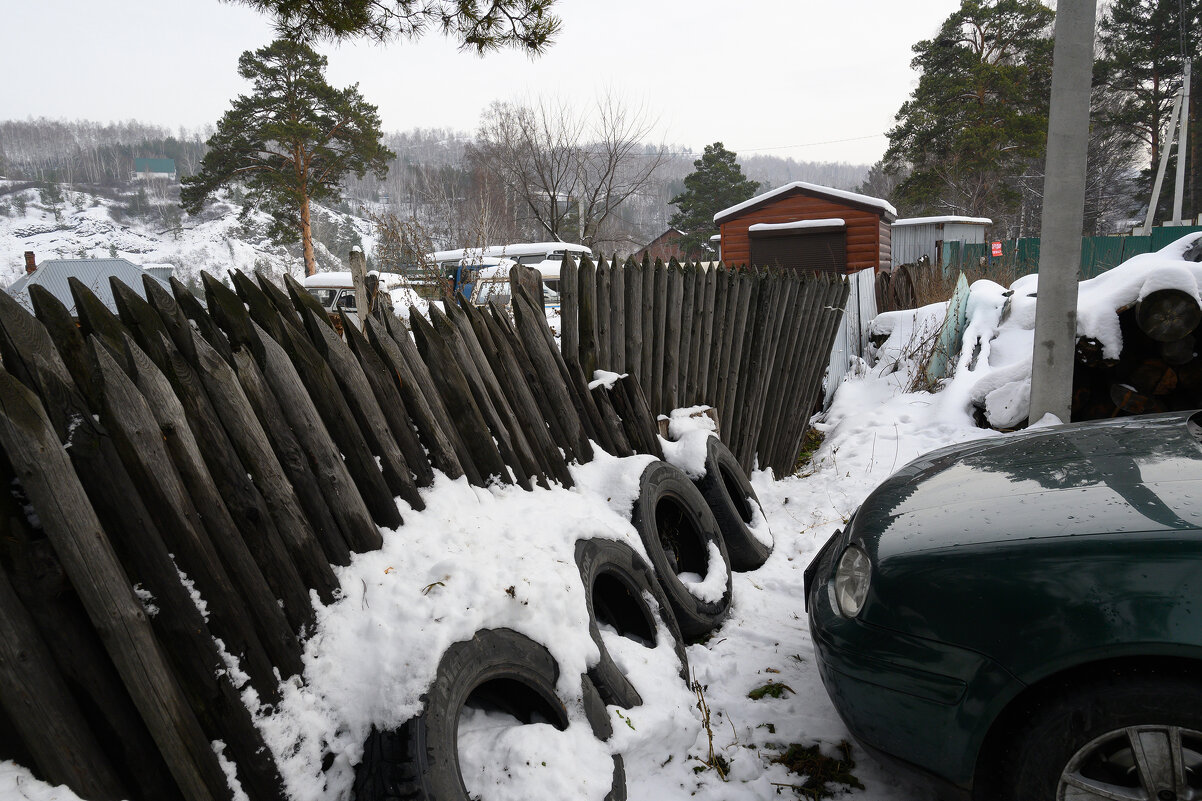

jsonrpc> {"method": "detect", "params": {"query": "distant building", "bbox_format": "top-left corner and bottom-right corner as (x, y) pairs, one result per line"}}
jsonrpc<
(890, 216), (992, 271)
(636, 228), (708, 263)
(6, 254), (173, 316)
(132, 158), (177, 181)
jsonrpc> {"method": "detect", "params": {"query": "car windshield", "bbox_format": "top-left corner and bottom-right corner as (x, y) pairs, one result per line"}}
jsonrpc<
(308, 288), (338, 309)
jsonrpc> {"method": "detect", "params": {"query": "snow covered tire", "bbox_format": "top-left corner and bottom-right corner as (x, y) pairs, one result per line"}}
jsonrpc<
(353, 628), (625, 801)
(695, 437), (772, 571)
(631, 461), (732, 642)
(575, 538), (690, 708)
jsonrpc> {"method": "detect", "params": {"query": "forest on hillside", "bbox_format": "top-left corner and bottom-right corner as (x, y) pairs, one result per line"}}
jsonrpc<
(0, 117), (869, 254)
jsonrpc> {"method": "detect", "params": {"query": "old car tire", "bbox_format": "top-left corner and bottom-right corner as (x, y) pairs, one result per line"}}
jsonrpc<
(575, 538), (690, 708)
(631, 461), (732, 642)
(353, 628), (625, 801)
(987, 672), (1202, 801)
(694, 437), (773, 572)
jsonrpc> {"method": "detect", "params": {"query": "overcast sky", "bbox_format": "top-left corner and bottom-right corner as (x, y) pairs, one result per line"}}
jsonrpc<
(0, 0), (965, 166)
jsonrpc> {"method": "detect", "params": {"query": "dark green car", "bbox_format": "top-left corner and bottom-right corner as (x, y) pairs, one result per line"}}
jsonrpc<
(806, 411), (1202, 800)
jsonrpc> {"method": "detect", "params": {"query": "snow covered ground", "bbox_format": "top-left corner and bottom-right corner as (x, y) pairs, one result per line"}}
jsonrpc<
(3, 232), (1201, 801)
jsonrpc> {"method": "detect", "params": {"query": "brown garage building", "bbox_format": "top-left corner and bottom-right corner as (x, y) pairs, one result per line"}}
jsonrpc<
(714, 181), (896, 273)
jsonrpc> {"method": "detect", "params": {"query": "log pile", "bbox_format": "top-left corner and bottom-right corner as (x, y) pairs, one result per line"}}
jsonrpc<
(0, 267), (663, 801)
(556, 255), (850, 477)
(1072, 288), (1202, 420)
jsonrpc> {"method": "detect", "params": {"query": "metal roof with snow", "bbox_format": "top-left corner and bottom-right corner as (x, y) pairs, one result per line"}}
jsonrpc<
(713, 181), (898, 223)
(4, 258), (172, 316)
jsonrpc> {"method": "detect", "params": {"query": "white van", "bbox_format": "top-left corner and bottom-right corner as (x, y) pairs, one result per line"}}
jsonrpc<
(302, 270), (399, 330)
(426, 242), (593, 300)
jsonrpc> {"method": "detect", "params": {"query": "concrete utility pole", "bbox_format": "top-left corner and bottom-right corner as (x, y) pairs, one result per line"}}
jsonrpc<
(1028, 0), (1097, 424)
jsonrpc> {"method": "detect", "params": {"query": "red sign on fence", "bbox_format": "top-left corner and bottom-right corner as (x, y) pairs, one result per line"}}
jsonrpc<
(991, 241), (1003, 257)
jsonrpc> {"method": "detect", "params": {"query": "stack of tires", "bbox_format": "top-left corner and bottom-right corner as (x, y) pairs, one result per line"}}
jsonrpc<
(354, 436), (771, 801)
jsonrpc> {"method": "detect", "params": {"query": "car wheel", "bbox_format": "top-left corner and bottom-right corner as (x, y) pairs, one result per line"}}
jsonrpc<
(991, 673), (1202, 801)
(631, 461), (732, 643)
(575, 537), (690, 709)
(353, 628), (625, 801)
(694, 436), (773, 572)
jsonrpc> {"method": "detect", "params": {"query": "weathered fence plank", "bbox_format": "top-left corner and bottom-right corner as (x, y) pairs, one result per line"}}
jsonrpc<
(301, 307), (425, 511)
(560, 255), (580, 367)
(255, 322), (383, 552)
(595, 257), (611, 371)
(409, 310), (512, 485)
(578, 256), (598, 377)
(610, 255), (626, 375)
(0, 367), (230, 801)
(365, 317), (470, 483)
(0, 561), (129, 801)
(624, 257), (642, 380)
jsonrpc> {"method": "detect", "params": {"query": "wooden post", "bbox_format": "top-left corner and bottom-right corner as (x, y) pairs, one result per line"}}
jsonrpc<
(650, 259), (668, 414)
(662, 262), (684, 412)
(201, 273), (265, 367)
(578, 255), (598, 378)
(170, 277), (235, 366)
(624, 257), (642, 380)
(189, 333), (342, 602)
(342, 317), (436, 488)
(506, 291), (595, 461)
(0, 562), (128, 801)
(364, 317), (470, 483)
(640, 255), (655, 394)
(89, 343), (292, 697)
(481, 302), (580, 467)
(595, 257), (611, 372)
(433, 303), (538, 490)
(254, 322), (383, 552)
(277, 319), (403, 528)
(560, 255), (580, 368)
(254, 272), (305, 331)
(464, 301), (573, 487)
(409, 310), (512, 485)
(301, 307), (425, 511)
(231, 346), (352, 565)
(0, 367), (229, 801)
(703, 267), (726, 410)
(610, 255), (625, 374)
(678, 264), (697, 406)
(349, 247), (370, 330)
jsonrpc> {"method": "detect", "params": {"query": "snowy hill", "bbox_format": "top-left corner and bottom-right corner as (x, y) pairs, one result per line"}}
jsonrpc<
(0, 180), (375, 289)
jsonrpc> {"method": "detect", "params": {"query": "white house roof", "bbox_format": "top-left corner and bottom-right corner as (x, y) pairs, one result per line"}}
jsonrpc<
(892, 216), (993, 226)
(714, 181), (897, 223)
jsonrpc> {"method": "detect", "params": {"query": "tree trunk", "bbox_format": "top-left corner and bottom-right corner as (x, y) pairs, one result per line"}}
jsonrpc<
(300, 193), (317, 277)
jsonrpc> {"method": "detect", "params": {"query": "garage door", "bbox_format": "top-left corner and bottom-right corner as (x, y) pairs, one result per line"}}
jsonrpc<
(750, 230), (846, 272)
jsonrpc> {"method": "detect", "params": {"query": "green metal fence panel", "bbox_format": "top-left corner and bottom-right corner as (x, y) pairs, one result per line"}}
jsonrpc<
(1081, 236), (1125, 279)
(1016, 238), (1040, 275)
(1151, 226), (1202, 251)
(1121, 236), (1152, 260)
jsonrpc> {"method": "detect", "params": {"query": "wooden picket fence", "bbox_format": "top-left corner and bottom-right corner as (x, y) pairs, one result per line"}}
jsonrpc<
(0, 267), (662, 801)
(558, 255), (851, 477)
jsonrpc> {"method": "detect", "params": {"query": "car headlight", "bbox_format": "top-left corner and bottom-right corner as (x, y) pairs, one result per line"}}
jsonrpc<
(834, 545), (871, 618)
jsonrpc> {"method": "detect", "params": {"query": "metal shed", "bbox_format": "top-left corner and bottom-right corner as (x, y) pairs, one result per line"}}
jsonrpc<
(890, 216), (991, 271)
(5, 257), (174, 316)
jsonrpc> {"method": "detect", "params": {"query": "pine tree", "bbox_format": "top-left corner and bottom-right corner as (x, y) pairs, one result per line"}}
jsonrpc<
(1097, 0), (1201, 220)
(669, 143), (759, 257)
(181, 39), (394, 275)
(884, 0), (1053, 223)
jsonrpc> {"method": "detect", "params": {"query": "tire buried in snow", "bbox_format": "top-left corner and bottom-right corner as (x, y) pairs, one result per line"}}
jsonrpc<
(631, 461), (733, 642)
(575, 538), (690, 708)
(353, 628), (625, 801)
(694, 436), (773, 572)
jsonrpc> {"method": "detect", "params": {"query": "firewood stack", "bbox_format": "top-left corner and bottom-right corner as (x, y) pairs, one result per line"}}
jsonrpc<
(1072, 287), (1202, 420)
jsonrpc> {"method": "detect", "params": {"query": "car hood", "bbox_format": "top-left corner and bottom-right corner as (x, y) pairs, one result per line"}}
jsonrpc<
(851, 412), (1202, 559)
